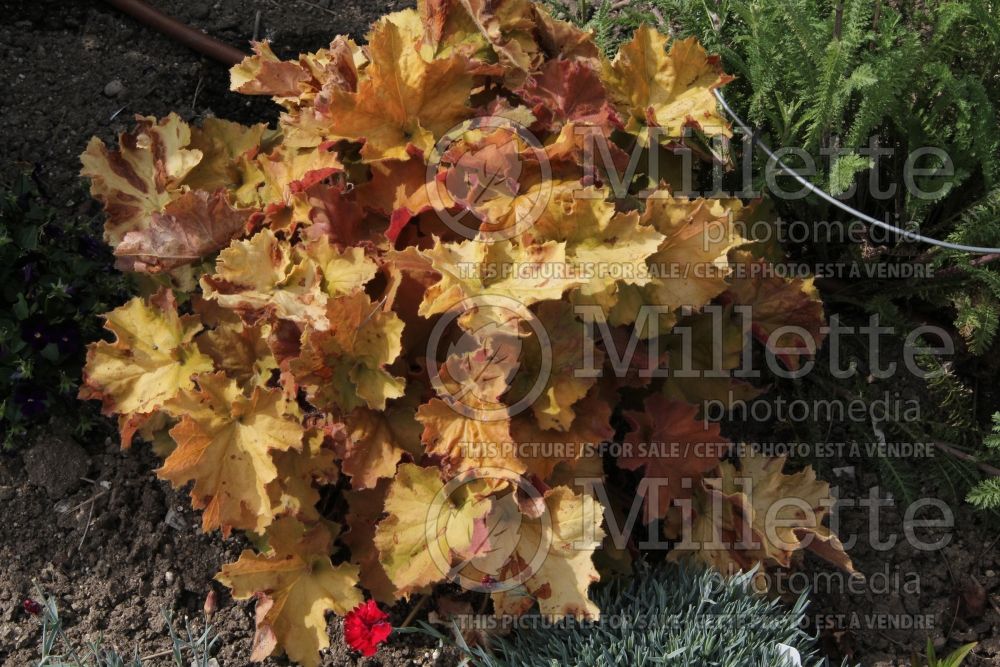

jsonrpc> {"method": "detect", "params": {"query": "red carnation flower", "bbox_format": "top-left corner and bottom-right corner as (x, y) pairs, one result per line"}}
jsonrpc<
(344, 600), (392, 657)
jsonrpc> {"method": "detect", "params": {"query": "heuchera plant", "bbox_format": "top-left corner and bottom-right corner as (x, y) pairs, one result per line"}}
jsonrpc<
(78, 1), (854, 664)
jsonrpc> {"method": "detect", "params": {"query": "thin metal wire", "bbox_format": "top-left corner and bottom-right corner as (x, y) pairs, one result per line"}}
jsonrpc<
(713, 89), (1000, 255)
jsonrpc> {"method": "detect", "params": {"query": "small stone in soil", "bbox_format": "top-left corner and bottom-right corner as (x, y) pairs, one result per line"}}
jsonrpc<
(164, 507), (186, 531)
(103, 79), (124, 97)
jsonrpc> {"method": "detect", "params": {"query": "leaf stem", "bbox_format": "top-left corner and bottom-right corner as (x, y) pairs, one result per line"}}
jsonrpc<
(400, 595), (429, 628)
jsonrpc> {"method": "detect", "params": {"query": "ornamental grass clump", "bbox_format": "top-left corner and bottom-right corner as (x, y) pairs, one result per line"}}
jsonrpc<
(78, 1), (852, 664)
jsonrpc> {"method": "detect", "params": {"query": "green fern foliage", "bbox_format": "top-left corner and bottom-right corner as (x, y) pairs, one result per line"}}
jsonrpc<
(940, 189), (1000, 352)
(966, 413), (1000, 510)
(967, 478), (1000, 511)
(985, 412), (1000, 452)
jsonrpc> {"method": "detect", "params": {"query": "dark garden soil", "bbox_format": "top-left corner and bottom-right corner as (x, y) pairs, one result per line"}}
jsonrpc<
(0, 430), (459, 666)
(1, 1), (999, 666)
(800, 473), (1000, 666)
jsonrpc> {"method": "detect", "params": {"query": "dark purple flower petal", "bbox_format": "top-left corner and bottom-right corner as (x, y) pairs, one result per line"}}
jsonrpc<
(20, 316), (56, 351)
(12, 384), (47, 419)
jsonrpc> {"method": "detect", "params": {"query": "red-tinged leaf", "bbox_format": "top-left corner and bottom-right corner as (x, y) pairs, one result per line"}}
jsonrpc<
(230, 41), (310, 97)
(516, 58), (620, 132)
(80, 113), (201, 245)
(114, 190), (252, 272)
(619, 396), (730, 521)
(724, 250), (827, 371)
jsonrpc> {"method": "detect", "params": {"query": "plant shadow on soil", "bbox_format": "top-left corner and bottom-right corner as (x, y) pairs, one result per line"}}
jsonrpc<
(1, 0), (999, 666)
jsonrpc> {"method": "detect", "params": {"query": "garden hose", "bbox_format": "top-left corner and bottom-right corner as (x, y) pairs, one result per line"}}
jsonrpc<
(100, 0), (246, 65)
(713, 89), (1000, 255)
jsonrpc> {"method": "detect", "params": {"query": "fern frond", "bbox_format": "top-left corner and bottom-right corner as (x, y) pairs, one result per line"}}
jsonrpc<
(984, 412), (1000, 453)
(967, 477), (1000, 510)
(953, 294), (999, 354)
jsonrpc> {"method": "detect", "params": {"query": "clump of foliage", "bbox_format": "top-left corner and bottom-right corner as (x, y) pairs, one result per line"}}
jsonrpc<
(459, 563), (843, 666)
(77, 1), (854, 665)
(551, 0), (1000, 346)
(551, 0), (1000, 205)
(546, 0), (1000, 508)
(0, 174), (125, 449)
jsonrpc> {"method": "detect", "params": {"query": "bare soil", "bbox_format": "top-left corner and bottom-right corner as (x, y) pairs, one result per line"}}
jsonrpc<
(0, 429), (458, 665)
(803, 471), (1000, 666)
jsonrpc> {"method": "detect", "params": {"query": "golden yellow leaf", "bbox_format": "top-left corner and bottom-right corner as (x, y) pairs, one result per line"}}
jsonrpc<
(510, 387), (613, 480)
(516, 301), (601, 431)
(671, 449), (854, 577)
(287, 10), (476, 161)
(80, 289), (213, 419)
(707, 450), (854, 572)
(419, 237), (584, 319)
(252, 144), (345, 211)
(374, 463), (492, 596)
(341, 404), (414, 489)
(643, 193), (742, 308)
(201, 229), (331, 330)
(217, 518), (362, 667)
(183, 117), (272, 192)
(486, 486), (605, 620)
(289, 292), (406, 413)
(297, 237), (378, 296)
(602, 28), (732, 142)
(268, 426), (339, 521)
(667, 484), (758, 577)
(417, 396), (521, 476)
(195, 321), (278, 390)
(159, 373), (304, 535)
